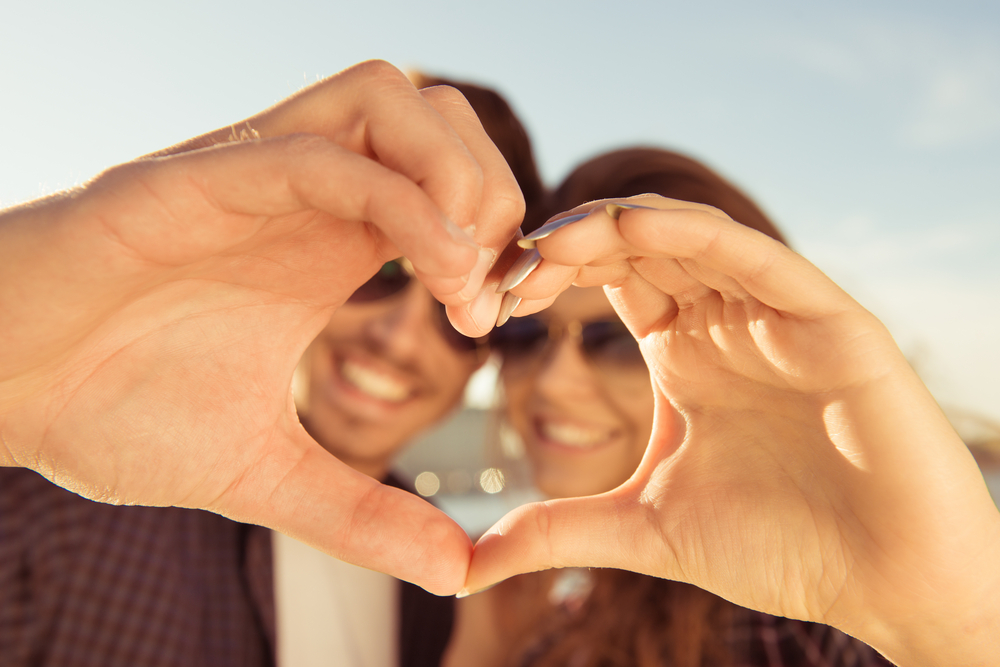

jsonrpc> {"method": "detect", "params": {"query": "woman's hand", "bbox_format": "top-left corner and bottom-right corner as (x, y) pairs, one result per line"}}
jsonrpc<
(0, 60), (523, 595)
(467, 196), (1000, 664)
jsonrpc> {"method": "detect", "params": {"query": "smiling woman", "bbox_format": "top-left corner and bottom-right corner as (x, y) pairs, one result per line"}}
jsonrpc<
(493, 285), (654, 500)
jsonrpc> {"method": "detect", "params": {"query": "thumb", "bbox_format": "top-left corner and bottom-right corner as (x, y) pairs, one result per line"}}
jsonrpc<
(215, 432), (473, 596)
(463, 489), (656, 596)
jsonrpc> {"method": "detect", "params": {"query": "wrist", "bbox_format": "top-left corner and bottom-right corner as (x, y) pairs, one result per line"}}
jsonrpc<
(858, 525), (1000, 666)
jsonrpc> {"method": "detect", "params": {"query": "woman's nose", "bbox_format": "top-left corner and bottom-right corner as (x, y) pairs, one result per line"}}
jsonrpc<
(531, 335), (598, 401)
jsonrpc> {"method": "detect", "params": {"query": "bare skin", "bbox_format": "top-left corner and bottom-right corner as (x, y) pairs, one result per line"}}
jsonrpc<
(467, 197), (1000, 666)
(0, 60), (522, 595)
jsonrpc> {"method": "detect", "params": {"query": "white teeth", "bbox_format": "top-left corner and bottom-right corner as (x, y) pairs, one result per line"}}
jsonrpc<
(340, 359), (410, 402)
(539, 421), (612, 448)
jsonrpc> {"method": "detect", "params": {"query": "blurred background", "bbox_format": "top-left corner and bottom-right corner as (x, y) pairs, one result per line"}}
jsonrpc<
(3, 0), (997, 524)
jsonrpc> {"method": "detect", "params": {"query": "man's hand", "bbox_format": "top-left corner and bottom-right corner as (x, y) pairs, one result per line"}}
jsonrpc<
(0, 60), (523, 595)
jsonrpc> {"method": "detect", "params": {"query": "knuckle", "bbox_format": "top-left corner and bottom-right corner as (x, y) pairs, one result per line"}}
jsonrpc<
(533, 501), (559, 566)
(421, 84), (470, 110)
(698, 202), (730, 221)
(343, 61), (415, 109)
(345, 59), (405, 84)
(279, 132), (330, 156)
(490, 184), (526, 231)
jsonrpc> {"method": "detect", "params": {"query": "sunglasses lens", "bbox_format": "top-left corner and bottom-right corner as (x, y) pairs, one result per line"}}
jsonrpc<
(580, 320), (645, 368)
(490, 317), (549, 361)
(347, 261), (410, 303)
(492, 316), (644, 373)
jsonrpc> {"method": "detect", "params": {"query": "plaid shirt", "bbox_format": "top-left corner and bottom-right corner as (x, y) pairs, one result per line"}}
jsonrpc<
(728, 608), (892, 667)
(0, 468), (452, 667)
(1, 468), (890, 667)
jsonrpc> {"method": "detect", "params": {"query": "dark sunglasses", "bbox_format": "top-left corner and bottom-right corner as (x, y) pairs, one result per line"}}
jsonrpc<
(347, 260), (483, 353)
(489, 315), (645, 372)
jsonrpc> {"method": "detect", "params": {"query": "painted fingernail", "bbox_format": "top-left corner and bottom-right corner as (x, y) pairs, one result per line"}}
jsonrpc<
(517, 212), (591, 249)
(496, 292), (522, 327)
(443, 217), (480, 250)
(468, 285), (503, 333)
(458, 247), (498, 301)
(605, 203), (660, 220)
(496, 248), (542, 293)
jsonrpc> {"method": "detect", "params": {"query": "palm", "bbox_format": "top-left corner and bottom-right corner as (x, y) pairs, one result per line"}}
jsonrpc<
(469, 200), (1000, 656)
(2, 132), (493, 594)
(633, 295), (891, 622)
(613, 258), (986, 630)
(15, 167), (380, 495)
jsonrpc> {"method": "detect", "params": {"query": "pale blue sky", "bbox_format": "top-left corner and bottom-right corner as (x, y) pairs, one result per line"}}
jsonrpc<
(2, 0), (998, 422)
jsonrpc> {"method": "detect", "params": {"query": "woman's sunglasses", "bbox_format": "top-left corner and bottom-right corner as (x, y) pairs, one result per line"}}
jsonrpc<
(489, 315), (646, 373)
(347, 260), (483, 353)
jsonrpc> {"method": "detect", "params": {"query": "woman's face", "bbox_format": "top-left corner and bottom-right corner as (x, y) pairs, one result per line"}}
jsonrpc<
(302, 272), (483, 479)
(501, 286), (655, 499)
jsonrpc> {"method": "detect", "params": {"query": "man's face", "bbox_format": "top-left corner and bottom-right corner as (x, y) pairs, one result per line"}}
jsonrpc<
(300, 268), (484, 479)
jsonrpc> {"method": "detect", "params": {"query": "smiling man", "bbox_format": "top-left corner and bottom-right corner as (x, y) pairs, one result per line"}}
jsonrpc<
(299, 260), (488, 482)
(271, 257), (491, 667)
(0, 73), (543, 667)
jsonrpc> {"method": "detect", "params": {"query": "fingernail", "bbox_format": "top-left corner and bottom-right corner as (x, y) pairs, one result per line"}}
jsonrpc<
(458, 247), (498, 301)
(496, 292), (522, 327)
(443, 217), (480, 250)
(517, 212), (591, 249)
(456, 582), (499, 598)
(496, 248), (542, 293)
(605, 203), (660, 220)
(468, 285), (503, 333)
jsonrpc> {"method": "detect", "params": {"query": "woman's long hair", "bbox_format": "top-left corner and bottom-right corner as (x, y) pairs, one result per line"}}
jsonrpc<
(509, 571), (735, 667)
(505, 147), (789, 667)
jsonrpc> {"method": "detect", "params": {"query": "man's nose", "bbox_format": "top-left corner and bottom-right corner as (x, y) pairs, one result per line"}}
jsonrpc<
(366, 287), (439, 354)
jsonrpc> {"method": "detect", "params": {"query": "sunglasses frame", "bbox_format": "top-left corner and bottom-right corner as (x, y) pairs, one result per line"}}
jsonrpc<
(490, 315), (646, 374)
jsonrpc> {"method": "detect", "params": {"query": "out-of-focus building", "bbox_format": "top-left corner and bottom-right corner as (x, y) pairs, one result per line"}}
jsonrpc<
(394, 406), (541, 539)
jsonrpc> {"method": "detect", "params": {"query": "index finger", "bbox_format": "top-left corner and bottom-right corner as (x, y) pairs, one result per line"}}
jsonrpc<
(417, 84), (525, 335)
(527, 199), (857, 320)
(147, 60), (492, 287)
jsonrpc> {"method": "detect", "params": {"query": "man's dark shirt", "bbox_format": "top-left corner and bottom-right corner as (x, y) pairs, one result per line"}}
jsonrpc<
(0, 468), (452, 667)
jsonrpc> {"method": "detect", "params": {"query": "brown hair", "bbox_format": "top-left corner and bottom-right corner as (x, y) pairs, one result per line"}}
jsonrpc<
(505, 147), (788, 667)
(533, 146), (786, 245)
(508, 571), (734, 667)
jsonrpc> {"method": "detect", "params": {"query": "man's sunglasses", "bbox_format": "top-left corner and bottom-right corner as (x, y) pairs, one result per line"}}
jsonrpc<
(347, 260), (483, 353)
(489, 315), (646, 372)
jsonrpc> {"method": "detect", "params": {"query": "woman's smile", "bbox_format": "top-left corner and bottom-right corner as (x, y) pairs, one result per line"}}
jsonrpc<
(501, 286), (656, 499)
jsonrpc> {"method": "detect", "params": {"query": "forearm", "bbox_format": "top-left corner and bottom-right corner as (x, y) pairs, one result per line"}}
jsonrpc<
(867, 551), (1000, 667)
(840, 367), (1000, 665)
